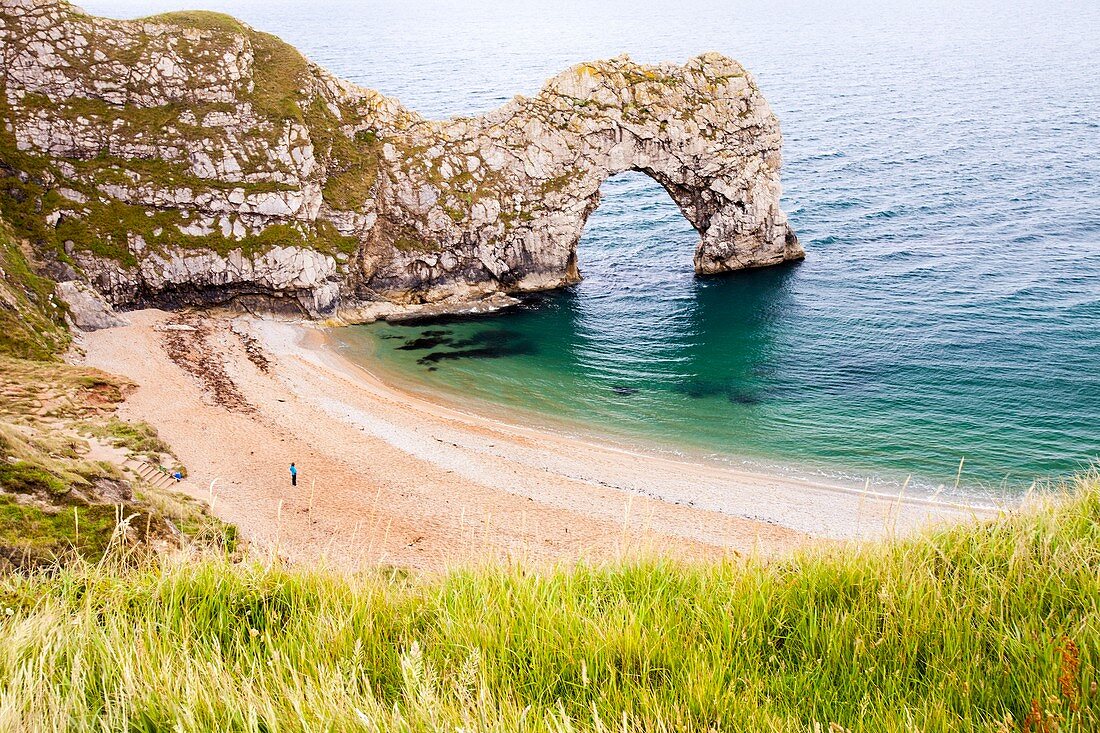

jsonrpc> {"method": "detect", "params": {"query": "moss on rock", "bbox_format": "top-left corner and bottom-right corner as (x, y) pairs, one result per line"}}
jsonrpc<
(0, 220), (70, 360)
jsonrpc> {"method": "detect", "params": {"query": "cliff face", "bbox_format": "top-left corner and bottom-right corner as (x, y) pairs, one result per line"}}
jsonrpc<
(0, 0), (802, 320)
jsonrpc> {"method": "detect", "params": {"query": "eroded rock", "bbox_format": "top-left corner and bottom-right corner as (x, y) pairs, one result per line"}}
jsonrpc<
(0, 0), (802, 320)
(55, 279), (127, 330)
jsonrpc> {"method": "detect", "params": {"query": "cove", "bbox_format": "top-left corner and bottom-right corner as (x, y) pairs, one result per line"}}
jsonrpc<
(334, 173), (1100, 498)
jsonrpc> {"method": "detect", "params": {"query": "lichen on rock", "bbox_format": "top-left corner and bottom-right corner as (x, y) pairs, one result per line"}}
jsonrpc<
(1, 0), (802, 320)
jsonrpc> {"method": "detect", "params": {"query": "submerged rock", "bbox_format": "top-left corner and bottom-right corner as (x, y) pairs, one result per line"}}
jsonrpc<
(728, 392), (762, 405)
(0, 0), (802, 320)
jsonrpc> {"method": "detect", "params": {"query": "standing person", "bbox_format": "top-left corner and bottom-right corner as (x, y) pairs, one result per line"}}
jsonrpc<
(290, 462), (297, 487)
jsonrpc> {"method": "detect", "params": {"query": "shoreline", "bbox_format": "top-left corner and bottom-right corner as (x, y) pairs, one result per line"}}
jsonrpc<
(73, 309), (1001, 570)
(320, 324), (997, 515)
(329, 318), (1028, 506)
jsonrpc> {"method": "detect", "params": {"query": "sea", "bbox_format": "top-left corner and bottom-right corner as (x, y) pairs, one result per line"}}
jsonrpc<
(85, 0), (1100, 497)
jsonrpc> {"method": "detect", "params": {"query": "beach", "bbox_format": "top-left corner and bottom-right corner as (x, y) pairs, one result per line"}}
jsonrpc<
(72, 309), (996, 570)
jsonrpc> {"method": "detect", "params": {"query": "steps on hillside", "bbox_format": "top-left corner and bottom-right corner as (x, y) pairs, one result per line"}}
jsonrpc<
(123, 458), (179, 490)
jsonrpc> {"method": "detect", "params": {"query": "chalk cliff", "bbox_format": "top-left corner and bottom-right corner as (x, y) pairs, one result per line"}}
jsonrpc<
(0, 0), (802, 319)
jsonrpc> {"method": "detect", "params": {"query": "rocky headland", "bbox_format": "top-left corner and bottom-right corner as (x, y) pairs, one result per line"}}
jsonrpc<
(1, 0), (801, 322)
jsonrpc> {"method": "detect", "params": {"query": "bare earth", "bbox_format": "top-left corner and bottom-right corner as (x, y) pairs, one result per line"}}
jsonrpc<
(72, 309), (996, 571)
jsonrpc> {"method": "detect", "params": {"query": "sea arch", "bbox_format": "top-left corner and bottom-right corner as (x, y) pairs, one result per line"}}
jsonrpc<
(363, 53), (803, 301)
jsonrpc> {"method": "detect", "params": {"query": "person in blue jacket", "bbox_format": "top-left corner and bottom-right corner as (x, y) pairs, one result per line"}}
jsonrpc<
(290, 462), (297, 487)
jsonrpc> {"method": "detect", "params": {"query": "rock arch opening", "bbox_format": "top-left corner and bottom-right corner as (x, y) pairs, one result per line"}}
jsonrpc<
(573, 171), (701, 286)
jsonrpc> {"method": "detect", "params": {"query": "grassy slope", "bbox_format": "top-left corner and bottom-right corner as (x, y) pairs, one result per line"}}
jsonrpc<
(0, 217), (229, 567)
(1, 474), (1096, 732)
(0, 220), (69, 360)
(0, 220), (122, 563)
(0, 352), (230, 566)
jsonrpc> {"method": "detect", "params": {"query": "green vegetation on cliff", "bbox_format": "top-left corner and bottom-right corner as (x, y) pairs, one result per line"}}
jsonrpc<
(0, 3), (368, 275)
(1, 475), (1097, 731)
(142, 9), (313, 124)
(0, 221), (69, 360)
(140, 10), (248, 35)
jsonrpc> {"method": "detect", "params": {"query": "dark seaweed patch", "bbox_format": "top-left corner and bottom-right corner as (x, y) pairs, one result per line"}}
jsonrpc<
(396, 335), (454, 351)
(751, 363), (777, 379)
(417, 343), (536, 364)
(448, 329), (525, 349)
(415, 329), (537, 365)
(674, 379), (762, 404)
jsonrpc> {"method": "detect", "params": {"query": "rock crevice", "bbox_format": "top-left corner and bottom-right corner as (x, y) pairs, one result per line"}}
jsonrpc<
(0, 0), (802, 319)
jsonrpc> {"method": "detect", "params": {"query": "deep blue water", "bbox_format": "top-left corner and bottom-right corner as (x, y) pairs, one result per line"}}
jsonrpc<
(88, 0), (1100, 494)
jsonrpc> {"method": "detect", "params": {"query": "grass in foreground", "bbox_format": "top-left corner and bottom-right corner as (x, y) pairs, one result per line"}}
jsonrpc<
(2, 475), (1098, 732)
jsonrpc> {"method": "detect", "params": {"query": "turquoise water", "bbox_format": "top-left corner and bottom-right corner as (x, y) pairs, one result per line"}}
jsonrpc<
(334, 171), (1099, 493)
(88, 0), (1100, 494)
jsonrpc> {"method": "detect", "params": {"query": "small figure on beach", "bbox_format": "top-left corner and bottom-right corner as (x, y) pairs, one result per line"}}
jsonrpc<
(290, 462), (297, 487)
(173, 471), (183, 482)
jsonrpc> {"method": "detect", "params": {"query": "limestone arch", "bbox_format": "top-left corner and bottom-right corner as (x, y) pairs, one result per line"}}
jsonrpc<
(362, 53), (803, 304)
(560, 149), (800, 286)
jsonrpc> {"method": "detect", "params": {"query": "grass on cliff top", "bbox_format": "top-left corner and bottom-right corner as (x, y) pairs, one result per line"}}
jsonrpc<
(140, 10), (249, 35)
(142, 9), (312, 123)
(1, 474), (1098, 732)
